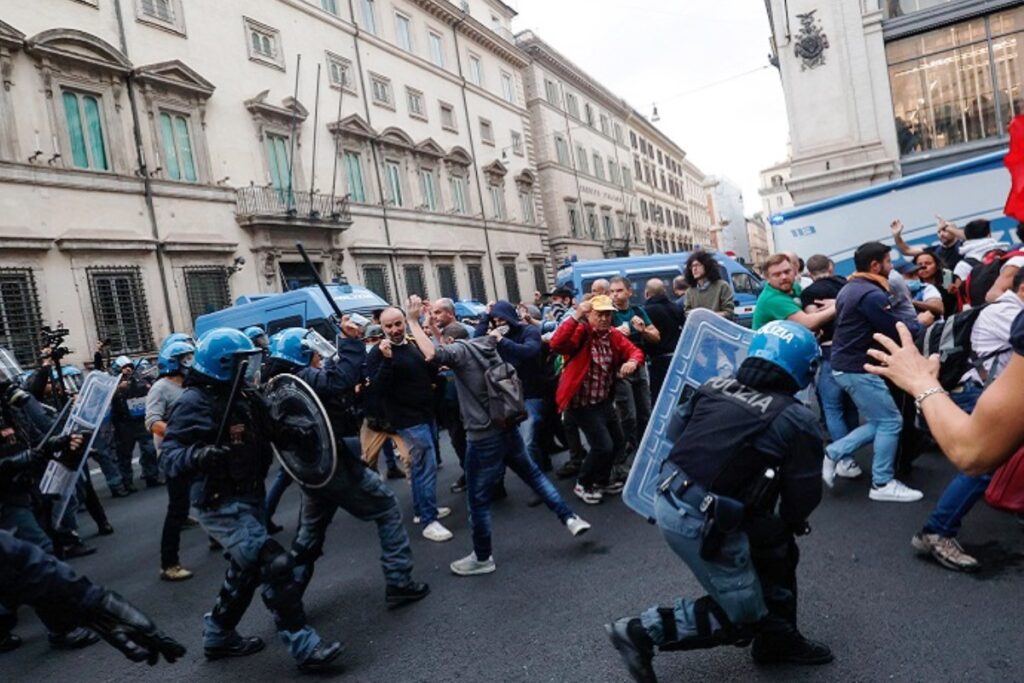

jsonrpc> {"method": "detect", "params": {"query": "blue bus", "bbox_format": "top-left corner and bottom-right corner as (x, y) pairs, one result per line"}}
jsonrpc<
(555, 251), (764, 326)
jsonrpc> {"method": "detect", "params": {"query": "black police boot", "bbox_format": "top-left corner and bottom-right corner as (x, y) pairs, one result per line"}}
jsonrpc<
(97, 521), (114, 536)
(266, 520), (284, 535)
(387, 466), (405, 480)
(297, 640), (344, 673)
(751, 632), (833, 666)
(204, 634), (265, 660)
(0, 633), (22, 653)
(110, 485), (130, 498)
(59, 535), (98, 560)
(605, 618), (657, 683)
(48, 627), (100, 650)
(385, 581), (430, 609)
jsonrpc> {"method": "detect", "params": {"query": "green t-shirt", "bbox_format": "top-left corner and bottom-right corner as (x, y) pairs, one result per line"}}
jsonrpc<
(752, 283), (803, 330)
(613, 305), (652, 345)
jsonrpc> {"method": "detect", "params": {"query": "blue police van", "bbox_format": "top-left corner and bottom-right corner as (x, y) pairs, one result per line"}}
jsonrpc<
(194, 284), (389, 340)
(555, 251), (764, 327)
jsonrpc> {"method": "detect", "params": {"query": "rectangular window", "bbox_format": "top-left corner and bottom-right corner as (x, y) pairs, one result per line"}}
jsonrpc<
(326, 54), (353, 90)
(599, 113), (609, 135)
(466, 263), (486, 302)
(586, 205), (597, 238)
(544, 79), (559, 107)
(249, 27), (276, 59)
(479, 118), (494, 145)
(532, 263), (547, 294)
(158, 111), (197, 182)
(450, 175), (468, 213)
(640, 199), (649, 220)
(437, 264), (458, 300)
(428, 32), (444, 67)
(62, 90), (109, 171)
(614, 123), (624, 144)
(371, 75), (392, 106)
(511, 131), (523, 156)
(418, 168), (438, 211)
(630, 131), (637, 148)
(554, 134), (569, 165)
(359, 0), (377, 34)
(468, 55), (483, 85)
(183, 266), (231, 324)
(395, 13), (413, 52)
(0, 268), (43, 368)
(519, 190), (535, 224)
(622, 166), (632, 190)
(403, 264), (427, 298)
(406, 87), (426, 119)
(593, 152), (605, 180)
(575, 145), (589, 174)
(584, 103), (594, 126)
(87, 267), (154, 355)
(320, 0), (338, 15)
(384, 160), (403, 206)
(502, 262), (521, 304)
(440, 102), (457, 131)
(565, 92), (579, 119)
(264, 132), (291, 193)
(567, 201), (580, 237)
(343, 150), (366, 203)
(142, 0), (175, 22)
(501, 72), (515, 103)
(362, 265), (391, 301)
(608, 160), (619, 185)
(602, 213), (614, 239)
(489, 184), (506, 219)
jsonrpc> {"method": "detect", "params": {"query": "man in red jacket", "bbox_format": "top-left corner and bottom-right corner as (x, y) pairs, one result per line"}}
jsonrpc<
(551, 294), (644, 505)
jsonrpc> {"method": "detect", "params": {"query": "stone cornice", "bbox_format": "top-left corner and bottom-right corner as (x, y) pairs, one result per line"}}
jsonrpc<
(0, 19), (25, 52)
(408, 0), (530, 68)
(626, 110), (687, 159)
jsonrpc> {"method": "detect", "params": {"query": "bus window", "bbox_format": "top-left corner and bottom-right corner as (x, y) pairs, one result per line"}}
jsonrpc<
(731, 272), (761, 295)
(267, 315), (303, 335)
(628, 270), (680, 305)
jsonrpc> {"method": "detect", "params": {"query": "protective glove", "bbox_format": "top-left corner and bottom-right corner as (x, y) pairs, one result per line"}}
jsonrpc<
(0, 450), (42, 478)
(83, 590), (186, 665)
(189, 444), (230, 474)
(39, 434), (71, 456)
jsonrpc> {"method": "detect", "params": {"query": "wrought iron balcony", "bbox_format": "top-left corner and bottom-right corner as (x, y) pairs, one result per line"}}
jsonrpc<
(235, 186), (352, 228)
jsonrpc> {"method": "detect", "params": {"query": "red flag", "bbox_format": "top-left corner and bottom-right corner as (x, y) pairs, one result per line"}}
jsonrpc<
(1006, 115), (1024, 221)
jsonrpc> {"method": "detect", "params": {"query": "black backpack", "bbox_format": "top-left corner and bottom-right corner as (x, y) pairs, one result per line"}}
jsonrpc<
(917, 304), (1010, 389)
(962, 249), (1024, 307)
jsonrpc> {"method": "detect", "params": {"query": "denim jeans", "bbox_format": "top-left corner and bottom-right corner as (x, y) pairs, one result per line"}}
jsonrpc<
(198, 501), (320, 662)
(265, 468), (294, 521)
(465, 428), (574, 560)
(397, 423), (440, 526)
(519, 398), (546, 468)
(566, 400), (624, 488)
(816, 358), (859, 442)
(828, 372), (903, 486)
(294, 465), (413, 589)
(924, 383), (987, 537)
(0, 502), (54, 553)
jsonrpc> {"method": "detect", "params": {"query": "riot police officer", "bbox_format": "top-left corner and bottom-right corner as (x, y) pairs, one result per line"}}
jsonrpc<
(264, 325), (429, 609)
(606, 321), (832, 682)
(161, 328), (343, 672)
(110, 356), (159, 489)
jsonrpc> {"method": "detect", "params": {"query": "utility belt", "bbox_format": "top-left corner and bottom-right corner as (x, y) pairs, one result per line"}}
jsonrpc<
(199, 476), (263, 509)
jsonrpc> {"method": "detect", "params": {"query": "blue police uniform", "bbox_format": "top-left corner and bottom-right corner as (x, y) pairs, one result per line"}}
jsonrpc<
(111, 372), (159, 486)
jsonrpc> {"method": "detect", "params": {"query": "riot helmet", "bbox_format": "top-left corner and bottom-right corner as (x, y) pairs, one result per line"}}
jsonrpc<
(158, 340), (196, 377)
(269, 328), (337, 369)
(192, 328), (261, 384)
(160, 332), (194, 352)
(244, 326), (269, 349)
(112, 355), (134, 373)
(746, 321), (821, 390)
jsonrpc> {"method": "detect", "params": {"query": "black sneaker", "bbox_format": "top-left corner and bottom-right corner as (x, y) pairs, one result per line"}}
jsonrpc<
(0, 633), (22, 653)
(450, 476), (467, 493)
(605, 618), (657, 683)
(97, 522), (114, 536)
(60, 541), (97, 559)
(208, 536), (224, 551)
(267, 520), (284, 535)
(145, 477), (165, 488)
(297, 640), (344, 672)
(556, 460), (581, 480)
(751, 633), (833, 666)
(49, 628), (100, 650)
(385, 581), (430, 609)
(184, 516), (200, 528)
(205, 634), (265, 660)
(491, 482), (508, 501)
(110, 485), (130, 498)
(124, 483), (138, 494)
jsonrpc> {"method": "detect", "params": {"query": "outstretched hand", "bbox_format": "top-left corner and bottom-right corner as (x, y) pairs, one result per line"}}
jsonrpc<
(864, 322), (941, 395)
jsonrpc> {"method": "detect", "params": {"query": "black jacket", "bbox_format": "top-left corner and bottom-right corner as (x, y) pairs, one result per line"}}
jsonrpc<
(644, 294), (685, 356)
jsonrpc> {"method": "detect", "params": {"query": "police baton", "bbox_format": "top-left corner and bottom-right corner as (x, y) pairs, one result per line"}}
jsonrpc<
(215, 358), (249, 448)
(295, 242), (347, 325)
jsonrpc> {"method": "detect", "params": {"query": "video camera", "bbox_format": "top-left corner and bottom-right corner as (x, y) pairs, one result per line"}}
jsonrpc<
(41, 324), (72, 363)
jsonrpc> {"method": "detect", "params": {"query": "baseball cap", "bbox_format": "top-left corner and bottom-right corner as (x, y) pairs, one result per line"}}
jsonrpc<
(893, 259), (920, 275)
(547, 287), (575, 298)
(361, 324), (384, 340)
(589, 294), (615, 311)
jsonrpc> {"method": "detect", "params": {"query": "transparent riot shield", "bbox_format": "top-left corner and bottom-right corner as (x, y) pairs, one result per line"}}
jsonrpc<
(39, 371), (119, 522)
(622, 309), (756, 522)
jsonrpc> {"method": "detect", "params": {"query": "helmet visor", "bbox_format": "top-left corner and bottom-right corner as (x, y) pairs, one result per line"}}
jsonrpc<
(0, 348), (23, 383)
(242, 353), (262, 386)
(303, 330), (337, 360)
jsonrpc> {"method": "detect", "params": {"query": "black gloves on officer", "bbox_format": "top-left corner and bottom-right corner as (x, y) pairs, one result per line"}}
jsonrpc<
(190, 444), (231, 474)
(83, 591), (187, 665)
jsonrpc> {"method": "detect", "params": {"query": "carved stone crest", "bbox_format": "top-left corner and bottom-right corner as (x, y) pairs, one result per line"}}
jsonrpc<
(794, 10), (829, 70)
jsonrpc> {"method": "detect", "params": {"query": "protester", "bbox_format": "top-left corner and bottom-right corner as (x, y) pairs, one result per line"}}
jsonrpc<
(952, 219), (1009, 284)
(825, 242), (930, 502)
(643, 278), (685, 402)
(671, 274), (689, 304)
(550, 295), (644, 504)
(901, 260), (945, 319)
(913, 251), (958, 317)
(753, 254), (835, 331)
(357, 325), (407, 482)
(682, 250), (734, 319)
(891, 217), (964, 271)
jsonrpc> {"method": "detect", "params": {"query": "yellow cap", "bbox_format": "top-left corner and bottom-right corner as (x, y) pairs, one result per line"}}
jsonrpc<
(589, 294), (615, 311)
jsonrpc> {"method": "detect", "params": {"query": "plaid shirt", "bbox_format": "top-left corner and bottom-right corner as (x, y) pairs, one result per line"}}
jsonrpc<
(571, 331), (614, 408)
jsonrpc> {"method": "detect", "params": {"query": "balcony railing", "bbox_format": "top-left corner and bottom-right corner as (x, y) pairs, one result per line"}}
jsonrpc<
(235, 186), (352, 225)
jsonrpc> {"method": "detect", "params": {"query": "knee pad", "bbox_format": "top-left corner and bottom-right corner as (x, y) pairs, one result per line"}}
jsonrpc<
(258, 538), (297, 583)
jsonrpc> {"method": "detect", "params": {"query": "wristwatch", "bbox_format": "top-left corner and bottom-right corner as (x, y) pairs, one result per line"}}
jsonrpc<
(914, 386), (948, 412)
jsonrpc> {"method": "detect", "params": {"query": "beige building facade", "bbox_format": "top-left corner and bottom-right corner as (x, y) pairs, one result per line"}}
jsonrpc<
(0, 0), (549, 367)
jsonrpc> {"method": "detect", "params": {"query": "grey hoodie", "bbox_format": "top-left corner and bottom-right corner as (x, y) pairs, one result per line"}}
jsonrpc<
(432, 335), (503, 441)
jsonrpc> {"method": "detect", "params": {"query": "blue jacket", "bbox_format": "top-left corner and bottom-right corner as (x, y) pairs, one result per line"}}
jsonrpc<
(0, 529), (104, 611)
(474, 313), (544, 399)
(831, 276), (922, 374)
(292, 338), (366, 465)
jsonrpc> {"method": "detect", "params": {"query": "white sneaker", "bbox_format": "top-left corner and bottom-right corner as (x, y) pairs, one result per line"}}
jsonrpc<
(821, 456), (837, 489)
(566, 515), (591, 537)
(869, 479), (923, 503)
(422, 521), (453, 542)
(413, 507), (451, 525)
(450, 552), (496, 576)
(835, 459), (863, 479)
(573, 483), (604, 505)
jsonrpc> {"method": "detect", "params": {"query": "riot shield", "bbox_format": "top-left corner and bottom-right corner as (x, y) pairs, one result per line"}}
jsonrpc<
(264, 374), (337, 489)
(622, 309), (756, 522)
(39, 371), (119, 522)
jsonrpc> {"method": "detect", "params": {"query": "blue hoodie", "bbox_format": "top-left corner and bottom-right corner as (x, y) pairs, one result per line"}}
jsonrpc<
(474, 301), (544, 399)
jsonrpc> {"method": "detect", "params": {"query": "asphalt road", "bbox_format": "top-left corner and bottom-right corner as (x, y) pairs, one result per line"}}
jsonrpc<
(3, 442), (1023, 683)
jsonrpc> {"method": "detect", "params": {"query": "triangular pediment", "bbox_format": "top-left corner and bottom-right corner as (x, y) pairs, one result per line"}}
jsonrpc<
(482, 159), (508, 178)
(26, 28), (131, 73)
(328, 113), (377, 139)
(0, 19), (25, 50)
(135, 60), (215, 98)
(415, 138), (446, 158)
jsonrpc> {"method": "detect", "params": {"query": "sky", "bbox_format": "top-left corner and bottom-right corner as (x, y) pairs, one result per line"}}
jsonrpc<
(507, 0), (790, 216)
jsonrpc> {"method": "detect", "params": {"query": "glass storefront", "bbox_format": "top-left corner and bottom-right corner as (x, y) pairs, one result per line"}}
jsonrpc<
(887, 6), (1023, 155)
